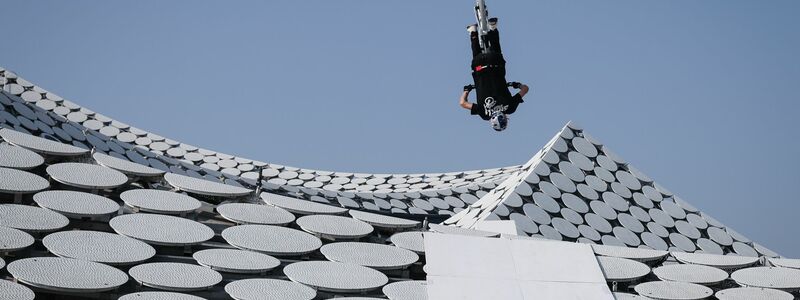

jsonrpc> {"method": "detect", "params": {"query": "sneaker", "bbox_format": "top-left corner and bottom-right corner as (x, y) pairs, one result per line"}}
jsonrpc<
(467, 24), (477, 33)
(488, 17), (498, 30)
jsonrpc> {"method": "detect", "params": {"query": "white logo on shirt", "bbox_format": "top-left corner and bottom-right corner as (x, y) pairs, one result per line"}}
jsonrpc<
(483, 97), (508, 116)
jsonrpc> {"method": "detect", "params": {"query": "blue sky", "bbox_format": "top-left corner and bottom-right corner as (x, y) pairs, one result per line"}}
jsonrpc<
(2, 1), (798, 255)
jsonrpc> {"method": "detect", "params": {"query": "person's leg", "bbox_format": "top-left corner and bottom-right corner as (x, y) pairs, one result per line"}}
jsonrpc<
(470, 31), (481, 57)
(487, 29), (502, 54)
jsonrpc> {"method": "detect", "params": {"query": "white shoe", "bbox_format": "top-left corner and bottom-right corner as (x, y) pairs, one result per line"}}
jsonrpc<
(488, 18), (498, 31)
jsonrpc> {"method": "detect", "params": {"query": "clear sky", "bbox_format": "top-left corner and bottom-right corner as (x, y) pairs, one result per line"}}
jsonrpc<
(2, 1), (798, 255)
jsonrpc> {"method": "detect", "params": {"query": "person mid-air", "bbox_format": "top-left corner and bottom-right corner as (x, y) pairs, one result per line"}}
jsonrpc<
(459, 17), (529, 132)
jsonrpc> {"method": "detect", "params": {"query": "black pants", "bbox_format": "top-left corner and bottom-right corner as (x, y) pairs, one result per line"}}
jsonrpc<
(470, 29), (503, 57)
(470, 30), (506, 72)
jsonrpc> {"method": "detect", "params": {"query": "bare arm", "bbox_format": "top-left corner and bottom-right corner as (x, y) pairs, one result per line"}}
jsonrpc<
(517, 84), (529, 98)
(460, 90), (473, 110)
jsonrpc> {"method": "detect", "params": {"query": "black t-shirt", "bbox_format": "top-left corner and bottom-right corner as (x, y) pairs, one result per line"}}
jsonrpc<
(469, 52), (523, 120)
(470, 93), (524, 120)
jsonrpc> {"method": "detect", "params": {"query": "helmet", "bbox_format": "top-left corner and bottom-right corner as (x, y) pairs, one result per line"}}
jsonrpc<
(490, 111), (508, 131)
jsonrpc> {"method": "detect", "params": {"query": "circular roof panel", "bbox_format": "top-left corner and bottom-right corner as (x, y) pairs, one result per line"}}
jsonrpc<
(225, 279), (316, 300)
(222, 224), (322, 256)
(193, 249), (280, 274)
(110, 213), (213, 246)
(283, 261), (388, 293)
(46, 163), (128, 190)
(8, 257), (128, 293)
(129, 262), (222, 292)
(120, 189), (201, 214)
(217, 203), (295, 225)
(43, 230), (155, 265)
(321, 242), (419, 270)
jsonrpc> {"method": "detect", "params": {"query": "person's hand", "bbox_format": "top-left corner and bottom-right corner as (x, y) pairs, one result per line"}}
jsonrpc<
(463, 84), (475, 92)
(508, 82), (521, 89)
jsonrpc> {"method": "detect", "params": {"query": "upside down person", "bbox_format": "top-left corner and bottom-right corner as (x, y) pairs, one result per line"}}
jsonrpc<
(459, 18), (529, 131)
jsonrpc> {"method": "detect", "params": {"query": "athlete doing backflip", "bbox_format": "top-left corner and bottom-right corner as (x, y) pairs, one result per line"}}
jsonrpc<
(460, 0), (529, 132)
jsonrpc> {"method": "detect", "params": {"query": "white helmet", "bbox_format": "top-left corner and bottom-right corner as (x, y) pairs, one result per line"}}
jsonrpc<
(490, 111), (508, 131)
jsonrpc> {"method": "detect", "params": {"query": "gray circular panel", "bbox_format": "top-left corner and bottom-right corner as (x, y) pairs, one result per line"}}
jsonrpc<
(669, 233), (697, 252)
(47, 163), (128, 190)
(731, 267), (800, 291)
(550, 172), (577, 193)
(129, 262), (222, 292)
(0, 128), (88, 156)
(674, 220), (700, 239)
(43, 230), (155, 265)
(0, 167), (49, 194)
(383, 280), (428, 300)
(615, 170), (641, 190)
(217, 203), (295, 225)
(571, 137), (598, 157)
(696, 238), (724, 255)
(93, 152), (164, 177)
(539, 224), (563, 240)
(707, 227), (733, 246)
(263, 193), (347, 215)
(634, 281), (713, 300)
(296, 215), (373, 240)
(222, 224), (322, 256)
(672, 252), (758, 270)
(0, 143), (43, 169)
(349, 210), (420, 230)
(647, 222), (669, 238)
(510, 213), (539, 234)
(390, 231), (425, 254)
(593, 244), (668, 262)
(119, 292), (206, 300)
(225, 279), (316, 300)
(283, 261), (388, 293)
(110, 213), (213, 246)
(532, 192), (561, 213)
(321, 242), (419, 270)
(523, 203), (552, 225)
(120, 189), (201, 214)
(653, 264), (728, 285)
(602, 192), (629, 212)
(193, 249), (280, 274)
(0, 204), (69, 232)
(568, 151), (594, 171)
(661, 201), (687, 220)
(770, 258), (800, 269)
(715, 287), (794, 300)
(641, 232), (669, 250)
(732, 242), (759, 257)
(585, 213), (612, 233)
(0, 279), (35, 300)
(429, 223), (499, 237)
(552, 217), (580, 239)
(596, 256), (651, 282)
(562, 193), (589, 213)
(537, 181), (562, 199)
(613, 227), (641, 246)
(0, 226), (35, 251)
(33, 190), (119, 218)
(8, 257), (128, 293)
(559, 161), (585, 182)
(685, 214), (708, 230)
(578, 225), (600, 241)
(590, 201), (617, 220)
(649, 208), (675, 228)
(164, 173), (251, 197)
(617, 214), (644, 233)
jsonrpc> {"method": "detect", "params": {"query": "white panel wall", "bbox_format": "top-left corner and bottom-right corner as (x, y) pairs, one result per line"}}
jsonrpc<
(425, 233), (615, 300)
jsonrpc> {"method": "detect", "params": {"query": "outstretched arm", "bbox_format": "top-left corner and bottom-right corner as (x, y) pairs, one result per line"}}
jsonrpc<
(508, 82), (530, 98)
(460, 86), (474, 110)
